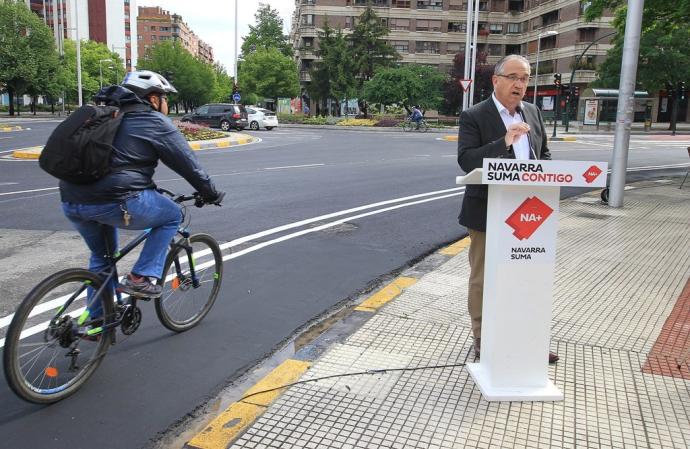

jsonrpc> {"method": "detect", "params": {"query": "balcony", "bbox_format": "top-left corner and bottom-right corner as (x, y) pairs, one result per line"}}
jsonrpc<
(300, 71), (312, 82)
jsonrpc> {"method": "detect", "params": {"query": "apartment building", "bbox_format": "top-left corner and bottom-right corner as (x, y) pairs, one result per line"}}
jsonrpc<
(290, 0), (614, 107)
(26, 0), (137, 71)
(137, 6), (214, 65)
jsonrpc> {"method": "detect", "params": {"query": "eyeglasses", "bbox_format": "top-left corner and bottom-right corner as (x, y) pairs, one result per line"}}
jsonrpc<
(497, 74), (530, 84)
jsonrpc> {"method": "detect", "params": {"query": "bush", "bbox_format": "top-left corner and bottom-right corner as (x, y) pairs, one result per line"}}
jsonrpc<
(373, 118), (401, 127)
(277, 113), (304, 124)
(303, 116), (328, 125)
(337, 118), (378, 127)
(175, 121), (226, 141)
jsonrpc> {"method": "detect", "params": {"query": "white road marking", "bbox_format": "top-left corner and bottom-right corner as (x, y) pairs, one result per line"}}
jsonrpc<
(264, 163), (325, 170)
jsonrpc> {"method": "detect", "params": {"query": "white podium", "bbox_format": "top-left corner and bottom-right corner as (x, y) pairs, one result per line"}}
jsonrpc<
(457, 159), (607, 401)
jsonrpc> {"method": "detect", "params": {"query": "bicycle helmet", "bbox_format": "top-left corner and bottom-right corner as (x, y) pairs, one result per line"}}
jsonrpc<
(121, 70), (178, 98)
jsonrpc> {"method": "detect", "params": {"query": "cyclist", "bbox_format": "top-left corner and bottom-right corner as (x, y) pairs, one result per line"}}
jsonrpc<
(409, 105), (424, 129)
(60, 70), (225, 315)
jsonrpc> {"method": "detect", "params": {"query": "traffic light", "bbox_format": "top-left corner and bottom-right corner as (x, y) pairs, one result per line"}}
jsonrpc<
(679, 81), (687, 101)
(562, 83), (569, 95)
(554, 73), (562, 88)
(574, 86), (580, 97)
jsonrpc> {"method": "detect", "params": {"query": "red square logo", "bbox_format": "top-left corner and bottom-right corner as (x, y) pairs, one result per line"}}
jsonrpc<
(583, 165), (603, 183)
(505, 197), (554, 240)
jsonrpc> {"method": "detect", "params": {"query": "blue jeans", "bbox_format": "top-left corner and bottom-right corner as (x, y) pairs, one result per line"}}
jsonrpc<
(63, 189), (182, 317)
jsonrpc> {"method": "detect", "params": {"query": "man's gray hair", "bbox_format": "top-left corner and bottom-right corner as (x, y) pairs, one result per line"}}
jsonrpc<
(494, 55), (531, 76)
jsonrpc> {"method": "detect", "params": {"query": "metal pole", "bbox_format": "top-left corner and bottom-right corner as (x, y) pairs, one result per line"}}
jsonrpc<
(462, 0), (473, 112)
(533, 36), (541, 104)
(234, 0), (238, 82)
(609, 0), (644, 208)
(468, 0), (480, 107)
(75, 0), (82, 106)
(99, 63), (103, 89)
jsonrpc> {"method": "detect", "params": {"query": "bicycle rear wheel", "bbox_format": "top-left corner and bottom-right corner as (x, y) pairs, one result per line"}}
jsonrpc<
(420, 121), (430, 133)
(401, 121), (413, 132)
(156, 233), (223, 332)
(3, 269), (114, 404)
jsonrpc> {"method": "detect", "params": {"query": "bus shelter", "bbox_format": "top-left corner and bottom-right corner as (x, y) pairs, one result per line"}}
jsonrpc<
(578, 88), (650, 129)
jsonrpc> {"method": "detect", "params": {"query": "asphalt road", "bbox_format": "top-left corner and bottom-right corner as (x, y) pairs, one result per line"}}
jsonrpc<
(0, 123), (688, 449)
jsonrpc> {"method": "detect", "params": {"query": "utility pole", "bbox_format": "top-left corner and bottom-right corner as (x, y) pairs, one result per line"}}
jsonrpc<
(609, 0), (644, 208)
(462, 0), (473, 112)
(234, 0), (238, 83)
(467, 0), (480, 107)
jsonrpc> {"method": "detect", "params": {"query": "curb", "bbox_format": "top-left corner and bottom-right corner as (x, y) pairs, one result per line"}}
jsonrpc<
(184, 238), (472, 449)
(9, 134), (256, 160)
(0, 125), (23, 132)
(442, 135), (458, 142)
(551, 136), (577, 142)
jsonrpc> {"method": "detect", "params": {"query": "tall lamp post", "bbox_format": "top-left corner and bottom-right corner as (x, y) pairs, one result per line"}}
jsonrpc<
(99, 58), (113, 89)
(564, 31), (617, 132)
(532, 30), (559, 105)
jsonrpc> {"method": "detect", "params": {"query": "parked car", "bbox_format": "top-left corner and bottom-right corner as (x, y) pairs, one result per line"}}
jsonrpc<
(246, 106), (279, 131)
(181, 103), (248, 131)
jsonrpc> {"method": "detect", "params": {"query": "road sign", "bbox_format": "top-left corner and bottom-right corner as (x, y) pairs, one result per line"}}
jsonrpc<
(459, 79), (473, 92)
(232, 92), (241, 103)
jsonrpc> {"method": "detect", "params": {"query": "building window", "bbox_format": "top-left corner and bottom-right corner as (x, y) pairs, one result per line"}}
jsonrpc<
(389, 18), (410, 30)
(416, 19), (441, 32)
(392, 0), (410, 6)
(489, 44), (503, 55)
(447, 42), (462, 53)
(417, 0), (442, 10)
(415, 41), (440, 54)
(541, 10), (559, 27)
(126, 35), (131, 42)
(302, 14), (314, 25)
(345, 16), (352, 28)
(506, 44), (521, 54)
(356, 0), (389, 5)
(151, 35), (157, 40)
(479, 1), (488, 10)
(507, 23), (521, 33)
(578, 28), (596, 42)
(489, 24), (503, 34)
(303, 37), (314, 48)
(137, 35), (143, 40)
(150, 26), (156, 31)
(449, 0), (463, 10)
(448, 22), (466, 33)
(391, 40), (409, 53)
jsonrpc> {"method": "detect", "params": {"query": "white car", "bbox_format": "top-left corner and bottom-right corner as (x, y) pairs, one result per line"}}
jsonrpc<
(246, 107), (278, 131)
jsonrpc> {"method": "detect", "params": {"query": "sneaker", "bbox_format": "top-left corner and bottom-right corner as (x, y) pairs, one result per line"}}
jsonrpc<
(118, 273), (162, 299)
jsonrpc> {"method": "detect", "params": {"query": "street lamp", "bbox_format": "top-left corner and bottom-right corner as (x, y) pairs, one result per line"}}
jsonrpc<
(99, 59), (113, 89)
(532, 30), (559, 104)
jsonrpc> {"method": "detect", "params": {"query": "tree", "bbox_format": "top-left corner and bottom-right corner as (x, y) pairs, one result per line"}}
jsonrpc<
(241, 3), (292, 58)
(308, 21), (355, 116)
(0, 0), (58, 115)
(440, 51), (494, 116)
(363, 65), (446, 113)
(585, 0), (690, 92)
(348, 5), (399, 117)
(238, 48), (300, 106)
(212, 62), (234, 103)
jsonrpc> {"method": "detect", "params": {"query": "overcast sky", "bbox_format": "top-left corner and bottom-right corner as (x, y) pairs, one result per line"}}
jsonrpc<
(136, 0), (296, 75)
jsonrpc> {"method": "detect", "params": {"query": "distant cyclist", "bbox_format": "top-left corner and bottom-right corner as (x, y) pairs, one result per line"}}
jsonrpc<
(410, 105), (424, 129)
(60, 71), (225, 315)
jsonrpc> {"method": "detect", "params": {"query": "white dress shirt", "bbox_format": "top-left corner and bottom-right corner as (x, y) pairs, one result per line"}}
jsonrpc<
(491, 93), (531, 160)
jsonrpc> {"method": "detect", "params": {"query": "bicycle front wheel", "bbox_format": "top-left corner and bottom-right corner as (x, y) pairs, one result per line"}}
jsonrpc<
(401, 121), (413, 132)
(420, 121), (430, 133)
(3, 269), (114, 404)
(156, 233), (223, 332)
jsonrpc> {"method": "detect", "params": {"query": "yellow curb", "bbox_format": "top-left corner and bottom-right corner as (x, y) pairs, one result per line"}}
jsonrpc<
(186, 359), (311, 449)
(442, 135), (458, 142)
(242, 359), (312, 407)
(439, 237), (471, 256)
(12, 146), (43, 159)
(0, 126), (22, 132)
(189, 142), (202, 150)
(355, 277), (417, 312)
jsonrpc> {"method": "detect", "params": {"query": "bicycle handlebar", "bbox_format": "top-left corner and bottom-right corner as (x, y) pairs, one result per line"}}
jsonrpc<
(156, 187), (220, 207)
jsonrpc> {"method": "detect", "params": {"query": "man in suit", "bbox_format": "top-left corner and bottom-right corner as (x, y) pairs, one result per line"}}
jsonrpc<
(457, 54), (559, 363)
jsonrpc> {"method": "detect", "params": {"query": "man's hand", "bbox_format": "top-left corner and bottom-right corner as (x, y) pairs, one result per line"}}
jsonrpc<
(203, 191), (226, 206)
(504, 122), (531, 147)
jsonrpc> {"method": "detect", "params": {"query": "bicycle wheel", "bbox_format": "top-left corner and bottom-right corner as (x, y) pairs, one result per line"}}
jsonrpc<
(420, 121), (430, 133)
(156, 233), (223, 332)
(3, 269), (114, 404)
(402, 121), (413, 132)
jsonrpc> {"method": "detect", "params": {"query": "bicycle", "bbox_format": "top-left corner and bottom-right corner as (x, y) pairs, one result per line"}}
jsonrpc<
(401, 118), (430, 133)
(2, 188), (223, 404)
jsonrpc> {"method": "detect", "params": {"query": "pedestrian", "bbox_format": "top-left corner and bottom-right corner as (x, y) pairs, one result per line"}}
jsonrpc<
(456, 54), (559, 363)
(60, 70), (225, 320)
(304, 104), (310, 116)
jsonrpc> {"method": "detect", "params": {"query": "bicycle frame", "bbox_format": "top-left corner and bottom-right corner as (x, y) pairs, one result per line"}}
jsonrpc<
(53, 224), (197, 339)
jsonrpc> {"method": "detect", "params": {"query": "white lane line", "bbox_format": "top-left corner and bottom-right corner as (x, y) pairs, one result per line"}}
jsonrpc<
(0, 182), (18, 186)
(0, 186), (58, 196)
(0, 188), (466, 337)
(264, 163), (325, 170)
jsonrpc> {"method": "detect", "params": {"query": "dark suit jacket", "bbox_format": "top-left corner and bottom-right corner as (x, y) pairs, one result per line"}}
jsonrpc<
(457, 97), (551, 231)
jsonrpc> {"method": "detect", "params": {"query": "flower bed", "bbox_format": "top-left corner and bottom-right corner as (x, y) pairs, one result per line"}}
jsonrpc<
(175, 121), (226, 141)
(336, 118), (378, 127)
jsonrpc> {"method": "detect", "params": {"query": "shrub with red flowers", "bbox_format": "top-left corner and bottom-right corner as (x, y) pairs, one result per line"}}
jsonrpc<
(175, 121), (226, 141)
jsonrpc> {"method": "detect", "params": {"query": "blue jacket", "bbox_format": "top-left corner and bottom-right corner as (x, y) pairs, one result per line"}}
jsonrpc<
(60, 86), (218, 204)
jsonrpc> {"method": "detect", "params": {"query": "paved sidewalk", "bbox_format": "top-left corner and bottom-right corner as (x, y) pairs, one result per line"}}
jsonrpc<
(187, 179), (690, 449)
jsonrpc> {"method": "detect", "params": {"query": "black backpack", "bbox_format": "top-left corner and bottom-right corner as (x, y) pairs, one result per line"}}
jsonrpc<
(39, 103), (149, 184)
